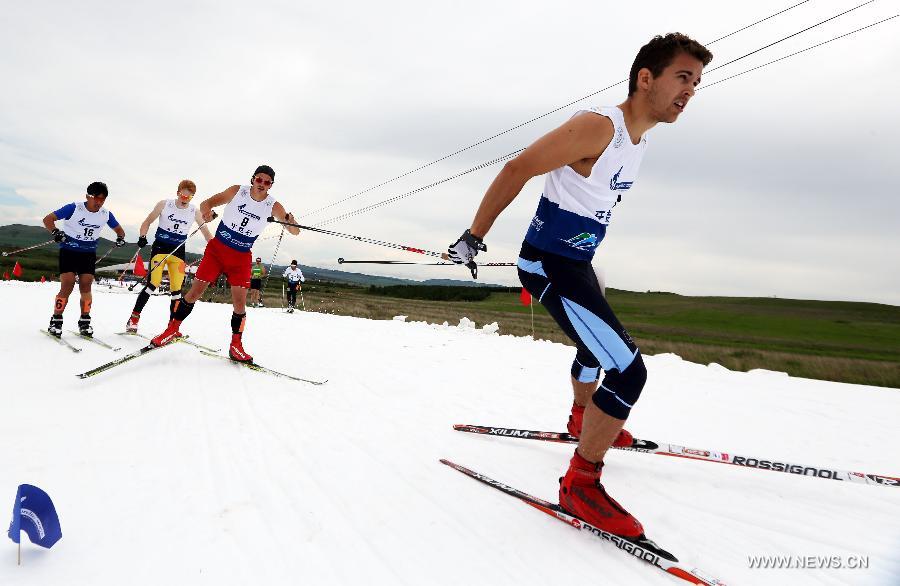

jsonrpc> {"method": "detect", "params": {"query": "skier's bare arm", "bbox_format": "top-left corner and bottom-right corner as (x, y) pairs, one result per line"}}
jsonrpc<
(42, 213), (58, 232)
(469, 113), (615, 239)
(272, 202), (300, 235)
(195, 208), (214, 241)
(139, 200), (166, 238)
(199, 186), (240, 222)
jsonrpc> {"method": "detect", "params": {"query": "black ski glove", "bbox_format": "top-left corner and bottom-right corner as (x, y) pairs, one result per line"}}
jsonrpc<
(137, 235), (148, 248)
(447, 229), (487, 279)
(51, 229), (66, 243)
(115, 236), (126, 247)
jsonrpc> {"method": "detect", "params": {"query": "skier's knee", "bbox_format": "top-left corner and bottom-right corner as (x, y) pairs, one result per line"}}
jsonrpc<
(571, 352), (601, 383)
(592, 353), (647, 420)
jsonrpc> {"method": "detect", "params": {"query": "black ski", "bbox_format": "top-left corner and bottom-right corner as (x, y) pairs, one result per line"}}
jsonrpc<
(453, 424), (900, 488)
(117, 331), (221, 353)
(41, 329), (82, 353)
(440, 459), (726, 585)
(76, 339), (183, 379)
(197, 350), (327, 385)
(67, 330), (121, 351)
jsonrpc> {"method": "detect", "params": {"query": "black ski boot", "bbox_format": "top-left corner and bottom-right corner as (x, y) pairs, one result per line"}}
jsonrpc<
(48, 315), (63, 338)
(78, 315), (93, 337)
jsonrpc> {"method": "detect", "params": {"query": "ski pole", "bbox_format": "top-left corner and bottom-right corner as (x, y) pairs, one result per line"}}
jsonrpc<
(2, 238), (55, 257)
(299, 283), (306, 311)
(267, 217), (482, 279)
(95, 244), (120, 265)
(336, 258), (515, 267)
(262, 226), (285, 299)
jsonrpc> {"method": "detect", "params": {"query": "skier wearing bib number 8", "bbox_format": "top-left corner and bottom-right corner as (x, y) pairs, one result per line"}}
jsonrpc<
(150, 165), (300, 363)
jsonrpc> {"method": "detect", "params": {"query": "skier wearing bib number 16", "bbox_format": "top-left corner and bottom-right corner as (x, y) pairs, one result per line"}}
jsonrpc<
(43, 181), (126, 338)
(150, 165), (300, 362)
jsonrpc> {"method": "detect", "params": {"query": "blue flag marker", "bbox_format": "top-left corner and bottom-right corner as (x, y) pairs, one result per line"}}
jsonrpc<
(8, 484), (62, 549)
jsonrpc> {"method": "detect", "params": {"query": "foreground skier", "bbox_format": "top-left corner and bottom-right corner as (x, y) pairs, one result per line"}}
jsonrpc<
(150, 165), (299, 362)
(448, 33), (712, 537)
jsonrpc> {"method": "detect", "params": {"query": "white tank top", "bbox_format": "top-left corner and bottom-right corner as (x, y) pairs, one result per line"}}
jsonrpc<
(61, 203), (114, 252)
(154, 199), (197, 245)
(215, 186), (275, 251)
(524, 106), (647, 260)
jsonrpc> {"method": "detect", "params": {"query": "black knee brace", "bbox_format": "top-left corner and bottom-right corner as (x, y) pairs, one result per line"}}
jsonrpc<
(172, 298), (194, 321)
(169, 290), (181, 315)
(592, 353), (647, 420)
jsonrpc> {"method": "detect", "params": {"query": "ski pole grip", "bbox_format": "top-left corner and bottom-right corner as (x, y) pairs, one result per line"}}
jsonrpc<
(466, 261), (479, 280)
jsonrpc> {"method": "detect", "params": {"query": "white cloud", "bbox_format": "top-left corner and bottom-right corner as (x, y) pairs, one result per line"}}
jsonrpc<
(1, 0), (897, 303)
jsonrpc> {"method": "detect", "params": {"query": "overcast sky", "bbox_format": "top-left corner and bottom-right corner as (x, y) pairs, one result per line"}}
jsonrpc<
(1, 1), (898, 304)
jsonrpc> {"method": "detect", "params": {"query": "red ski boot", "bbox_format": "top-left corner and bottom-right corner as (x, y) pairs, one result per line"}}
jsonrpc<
(566, 401), (585, 436)
(229, 333), (253, 363)
(151, 319), (183, 347)
(566, 402), (634, 447)
(125, 312), (140, 333)
(559, 450), (644, 538)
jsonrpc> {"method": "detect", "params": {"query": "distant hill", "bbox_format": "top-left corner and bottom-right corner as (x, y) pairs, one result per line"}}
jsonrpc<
(0, 224), (503, 288)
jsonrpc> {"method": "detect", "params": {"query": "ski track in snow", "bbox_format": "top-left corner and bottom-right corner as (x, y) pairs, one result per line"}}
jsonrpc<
(1, 280), (899, 586)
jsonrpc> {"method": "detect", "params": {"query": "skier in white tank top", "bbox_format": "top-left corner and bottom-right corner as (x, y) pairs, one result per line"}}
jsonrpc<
(125, 179), (214, 333)
(447, 34), (713, 543)
(150, 165), (300, 363)
(42, 181), (127, 339)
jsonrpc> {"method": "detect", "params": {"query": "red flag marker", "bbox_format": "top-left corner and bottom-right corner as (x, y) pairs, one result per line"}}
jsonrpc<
(519, 287), (532, 306)
(133, 253), (147, 277)
(12, 261), (23, 277)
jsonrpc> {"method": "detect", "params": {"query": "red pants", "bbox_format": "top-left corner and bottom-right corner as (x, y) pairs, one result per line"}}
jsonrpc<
(195, 238), (252, 288)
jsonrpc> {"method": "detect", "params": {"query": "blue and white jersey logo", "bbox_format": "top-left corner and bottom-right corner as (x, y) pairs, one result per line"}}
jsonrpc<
(78, 218), (101, 230)
(609, 166), (633, 191)
(237, 203), (261, 221)
(561, 232), (599, 251)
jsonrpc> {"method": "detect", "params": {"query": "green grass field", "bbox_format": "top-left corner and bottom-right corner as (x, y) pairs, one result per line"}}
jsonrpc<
(257, 281), (900, 388)
(5, 229), (897, 388)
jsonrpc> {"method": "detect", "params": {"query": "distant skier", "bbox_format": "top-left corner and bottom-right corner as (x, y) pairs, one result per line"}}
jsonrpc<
(282, 260), (305, 312)
(447, 34), (712, 538)
(249, 257), (267, 307)
(43, 181), (127, 337)
(125, 180), (214, 332)
(150, 165), (300, 362)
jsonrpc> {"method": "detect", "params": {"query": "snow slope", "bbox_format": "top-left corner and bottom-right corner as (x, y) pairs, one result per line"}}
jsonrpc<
(1, 281), (898, 586)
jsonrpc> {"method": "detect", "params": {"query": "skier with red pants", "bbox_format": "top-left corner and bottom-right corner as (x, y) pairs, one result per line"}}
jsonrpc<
(151, 165), (300, 362)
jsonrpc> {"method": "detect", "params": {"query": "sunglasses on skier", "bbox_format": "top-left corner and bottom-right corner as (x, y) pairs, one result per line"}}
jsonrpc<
(253, 176), (273, 187)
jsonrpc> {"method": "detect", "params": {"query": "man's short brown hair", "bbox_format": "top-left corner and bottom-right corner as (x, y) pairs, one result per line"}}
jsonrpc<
(629, 33), (713, 96)
(177, 179), (197, 194)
